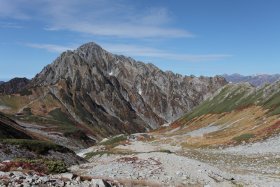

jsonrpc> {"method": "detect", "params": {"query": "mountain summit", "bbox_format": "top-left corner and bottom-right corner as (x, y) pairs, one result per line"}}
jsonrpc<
(32, 42), (226, 127)
(0, 42), (227, 147)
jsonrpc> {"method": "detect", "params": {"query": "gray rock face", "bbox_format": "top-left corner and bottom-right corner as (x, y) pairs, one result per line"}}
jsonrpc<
(31, 42), (227, 132)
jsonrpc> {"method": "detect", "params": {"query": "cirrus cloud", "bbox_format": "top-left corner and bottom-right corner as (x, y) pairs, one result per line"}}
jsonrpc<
(0, 0), (193, 39)
(26, 42), (232, 62)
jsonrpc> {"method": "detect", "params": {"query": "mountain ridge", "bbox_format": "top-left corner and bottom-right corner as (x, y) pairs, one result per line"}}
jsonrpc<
(222, 73), (280, 87)
(0, 77), (30, 95)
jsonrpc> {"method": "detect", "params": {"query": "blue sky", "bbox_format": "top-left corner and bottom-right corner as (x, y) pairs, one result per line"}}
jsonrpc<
(0, 0), (279, 80)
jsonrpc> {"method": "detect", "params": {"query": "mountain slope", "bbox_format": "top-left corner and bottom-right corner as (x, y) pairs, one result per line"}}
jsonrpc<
(0, 42), (227, 148)
(161, 81), (280, 147)
(0, 112), (33, 139)
(223, 73), (280, 87)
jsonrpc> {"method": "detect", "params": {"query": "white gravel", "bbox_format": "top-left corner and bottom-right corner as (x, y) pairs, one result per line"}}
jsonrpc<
(187, 124), (220, 137)
(71, 152), (235, 186)
(222, 135), (280, 155)
(71, 139), (280, 187)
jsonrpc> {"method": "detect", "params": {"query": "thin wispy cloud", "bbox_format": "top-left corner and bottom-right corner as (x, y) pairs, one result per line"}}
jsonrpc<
(0, 22), (23, 29)
(26, 43), (75, 53)
(103, 44), (232, 62)
(0, 0), (193, 39)
(26, 42), (232, 62)
(0, 0), (30, 20)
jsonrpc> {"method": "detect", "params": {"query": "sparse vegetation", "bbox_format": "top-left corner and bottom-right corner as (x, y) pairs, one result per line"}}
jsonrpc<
(19, 88), (32, 96)
(183, 85), (254, 121)
(157, 149), (172, 154)
(85, 150), (129, 160)
(1, 159), (68, 174)
(233, 133), (255, 143)
(0, 139), (71, 154)
(99, 134), (128, 147)
(263, 92), (280, 115)
(22, 107), (32, 115)
(48, 108), (73, 125)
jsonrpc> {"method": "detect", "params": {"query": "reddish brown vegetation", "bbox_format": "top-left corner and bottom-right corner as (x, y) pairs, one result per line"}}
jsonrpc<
(0, 161), (46, 174)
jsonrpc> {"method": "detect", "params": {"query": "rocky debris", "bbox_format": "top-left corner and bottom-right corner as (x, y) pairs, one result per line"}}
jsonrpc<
(71, 136), (280, 187)
(128, 133), (153, 142)
(0, 141), (86, 167)
(0, 171), (116, 187)
(71, 151), (236, 186)
(0, 77), (30, 95)
(91, 179), (111, 187)
(71, 137), (235, 187)
(222, 134), (280, 155)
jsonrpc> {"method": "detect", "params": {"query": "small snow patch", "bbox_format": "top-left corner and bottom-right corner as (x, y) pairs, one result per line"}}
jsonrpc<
(162, 123), (171, 127)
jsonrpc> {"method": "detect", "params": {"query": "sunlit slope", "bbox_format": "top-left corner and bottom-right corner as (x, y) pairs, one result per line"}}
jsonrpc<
(159, 82), (280, 148)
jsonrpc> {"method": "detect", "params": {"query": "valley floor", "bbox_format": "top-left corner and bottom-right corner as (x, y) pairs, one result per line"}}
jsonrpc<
(1, 133), (280, 186)
(70, 133), (280, 187)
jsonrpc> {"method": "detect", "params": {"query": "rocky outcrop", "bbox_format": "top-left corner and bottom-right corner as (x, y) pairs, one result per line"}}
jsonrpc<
(0, 77), (30, 95)
(0, 112), (32, 139)
(31, 42), (227, 132)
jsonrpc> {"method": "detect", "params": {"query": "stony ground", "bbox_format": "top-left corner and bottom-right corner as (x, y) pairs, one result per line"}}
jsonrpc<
(69, 133), (280, 187)
(1, 133), (280, 187)
(0, 171), (117, 187)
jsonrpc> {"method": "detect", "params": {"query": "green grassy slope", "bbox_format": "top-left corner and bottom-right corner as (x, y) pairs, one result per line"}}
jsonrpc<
(182, 81), (280, 121)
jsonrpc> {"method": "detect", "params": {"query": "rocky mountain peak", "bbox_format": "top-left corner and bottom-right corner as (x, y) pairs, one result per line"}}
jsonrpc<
(25, 42), (227, 136)
(76, 42), (103, 52)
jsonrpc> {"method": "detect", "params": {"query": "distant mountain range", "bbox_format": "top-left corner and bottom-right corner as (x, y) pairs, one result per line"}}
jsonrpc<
(0, 81), (4, 85)
(222, 73), (280, 87)
(0, 78), (30, 94)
